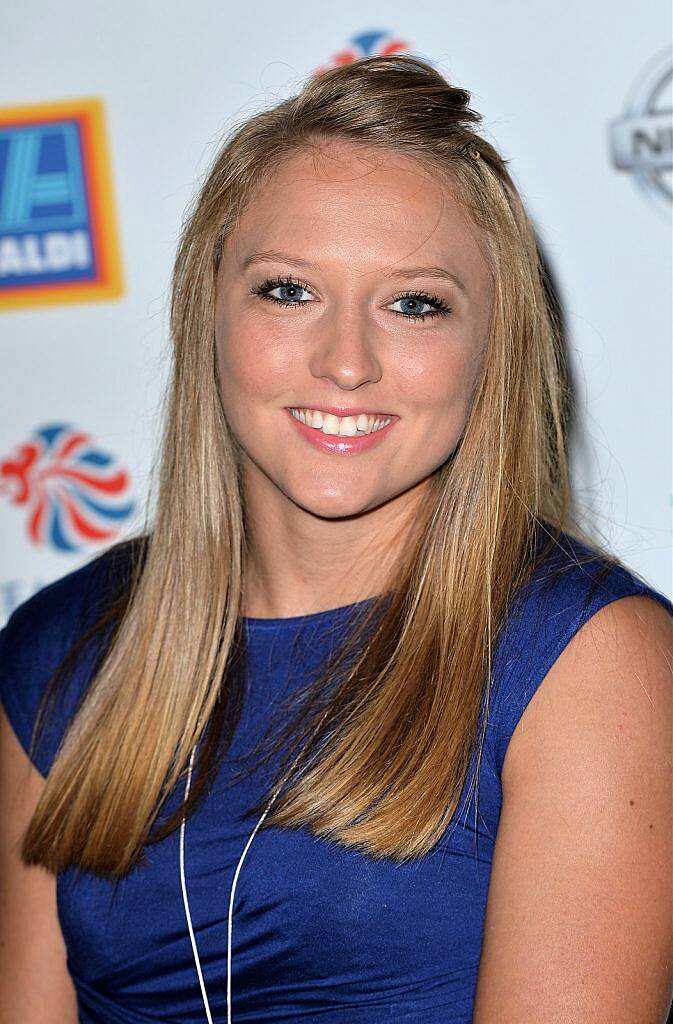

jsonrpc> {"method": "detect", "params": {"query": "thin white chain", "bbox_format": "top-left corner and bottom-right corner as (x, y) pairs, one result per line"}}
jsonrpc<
(179, 745), (282, 1024)
(179, 746), (214, 1023)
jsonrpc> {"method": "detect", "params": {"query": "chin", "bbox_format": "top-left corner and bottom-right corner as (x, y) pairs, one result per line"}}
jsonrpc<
(292, 489), (381, 521)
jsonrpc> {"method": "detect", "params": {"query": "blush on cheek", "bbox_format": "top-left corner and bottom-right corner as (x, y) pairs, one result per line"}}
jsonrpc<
(220, 322), (294, 395)
(217, 361), (290, 431)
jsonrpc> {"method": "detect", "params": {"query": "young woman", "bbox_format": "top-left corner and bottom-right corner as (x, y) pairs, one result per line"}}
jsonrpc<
(1, 55), (671, 1024)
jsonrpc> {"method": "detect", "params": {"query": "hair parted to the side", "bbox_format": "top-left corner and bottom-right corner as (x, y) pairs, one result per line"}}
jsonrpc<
(21, 54), (621, 877)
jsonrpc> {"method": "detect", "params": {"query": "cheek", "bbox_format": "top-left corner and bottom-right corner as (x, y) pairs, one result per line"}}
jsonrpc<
(394, 340), (481, 418)
(217, 319), (294, 404)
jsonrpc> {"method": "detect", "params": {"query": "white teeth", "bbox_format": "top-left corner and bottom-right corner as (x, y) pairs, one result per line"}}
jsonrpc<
(322, 413), (342, 435)
(338, 416), (358, 437)
(289, 408), (392, 436)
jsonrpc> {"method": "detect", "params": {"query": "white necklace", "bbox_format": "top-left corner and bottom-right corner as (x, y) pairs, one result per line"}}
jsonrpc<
(179, 745), (281, 1024)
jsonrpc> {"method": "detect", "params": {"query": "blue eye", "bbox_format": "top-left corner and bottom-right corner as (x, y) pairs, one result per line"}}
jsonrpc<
(250, 276), (452, 321)
(250, 275), (313, 307)
(389, 292), (452, 320)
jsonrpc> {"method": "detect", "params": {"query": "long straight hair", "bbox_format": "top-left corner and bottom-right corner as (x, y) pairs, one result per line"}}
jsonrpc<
(21, 54), (618, 876)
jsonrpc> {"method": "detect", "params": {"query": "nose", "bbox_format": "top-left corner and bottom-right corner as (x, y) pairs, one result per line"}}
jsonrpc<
(307, 308), (383, 391)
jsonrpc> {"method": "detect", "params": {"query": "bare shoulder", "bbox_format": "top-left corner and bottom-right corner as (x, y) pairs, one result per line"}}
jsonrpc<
(0, 705), (78, 1023)
(503, 592), (672, 787)
(473, 594), (673, 1024)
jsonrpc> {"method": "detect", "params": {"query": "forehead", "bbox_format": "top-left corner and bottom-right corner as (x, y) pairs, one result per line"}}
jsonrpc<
(224, 141), (489, 289)
(269, 141), (442, 194)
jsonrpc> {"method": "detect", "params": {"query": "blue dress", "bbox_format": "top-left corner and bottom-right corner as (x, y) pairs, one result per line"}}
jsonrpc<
(1, 528), (671, 1023)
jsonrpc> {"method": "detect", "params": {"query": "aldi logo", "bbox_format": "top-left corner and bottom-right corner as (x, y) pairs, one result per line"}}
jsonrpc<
(0, 97), (123, 310)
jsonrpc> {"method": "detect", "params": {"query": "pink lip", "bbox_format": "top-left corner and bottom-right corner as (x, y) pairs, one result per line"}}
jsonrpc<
(287, 404), (396, 418)
(285, 408), (398, 454)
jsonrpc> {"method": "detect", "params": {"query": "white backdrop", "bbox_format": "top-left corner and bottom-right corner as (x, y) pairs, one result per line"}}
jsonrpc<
(1, 2), (671, 622)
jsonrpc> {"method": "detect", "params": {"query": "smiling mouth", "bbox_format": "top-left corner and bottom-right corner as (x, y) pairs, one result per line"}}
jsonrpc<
(287, 407), (394, 437)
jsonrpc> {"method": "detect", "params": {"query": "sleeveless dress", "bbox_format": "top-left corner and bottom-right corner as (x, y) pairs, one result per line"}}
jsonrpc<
(1, 528), (671, 1023)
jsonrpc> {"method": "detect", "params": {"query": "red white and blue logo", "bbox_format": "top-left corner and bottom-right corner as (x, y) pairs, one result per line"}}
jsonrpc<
(314, 30), (430, 76)
(0, 423), (135, 552)
(0, 97), (124, 310)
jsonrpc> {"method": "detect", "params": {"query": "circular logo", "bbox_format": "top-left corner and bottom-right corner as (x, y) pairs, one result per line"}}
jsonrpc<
(609, 47), (672, 217)
(0, 422), (135, 552)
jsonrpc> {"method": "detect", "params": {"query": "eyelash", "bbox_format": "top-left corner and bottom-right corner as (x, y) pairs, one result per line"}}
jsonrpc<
(249, 274), (453, 321)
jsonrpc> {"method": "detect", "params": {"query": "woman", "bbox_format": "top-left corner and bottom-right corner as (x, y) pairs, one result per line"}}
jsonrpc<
(1, 55), (671, 1024)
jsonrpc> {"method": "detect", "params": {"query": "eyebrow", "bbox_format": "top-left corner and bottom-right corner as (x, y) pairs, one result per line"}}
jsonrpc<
(241, 250), (467, 295)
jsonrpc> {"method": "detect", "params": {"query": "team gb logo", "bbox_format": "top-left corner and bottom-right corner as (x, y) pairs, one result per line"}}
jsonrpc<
(0, 422), (135, 552)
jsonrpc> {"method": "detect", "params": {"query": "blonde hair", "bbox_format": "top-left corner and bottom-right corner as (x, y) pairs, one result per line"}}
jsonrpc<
(21, 54), (616, 876)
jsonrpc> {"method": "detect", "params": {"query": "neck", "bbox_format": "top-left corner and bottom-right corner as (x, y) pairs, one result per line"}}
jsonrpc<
(240, 481), (426, 620)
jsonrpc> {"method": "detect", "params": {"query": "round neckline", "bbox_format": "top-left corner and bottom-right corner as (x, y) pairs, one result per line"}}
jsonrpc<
(241, 594), (381, 630)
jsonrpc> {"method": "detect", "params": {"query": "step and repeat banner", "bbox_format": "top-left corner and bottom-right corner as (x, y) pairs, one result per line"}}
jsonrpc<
(1, 5), (671, 620)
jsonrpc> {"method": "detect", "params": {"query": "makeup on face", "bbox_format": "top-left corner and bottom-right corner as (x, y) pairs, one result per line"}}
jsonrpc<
(285, 406), (398, 455)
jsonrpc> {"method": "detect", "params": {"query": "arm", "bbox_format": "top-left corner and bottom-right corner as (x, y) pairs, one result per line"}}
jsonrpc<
(473, 595), (673, 1024)
(0, 705), (78, 1023)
